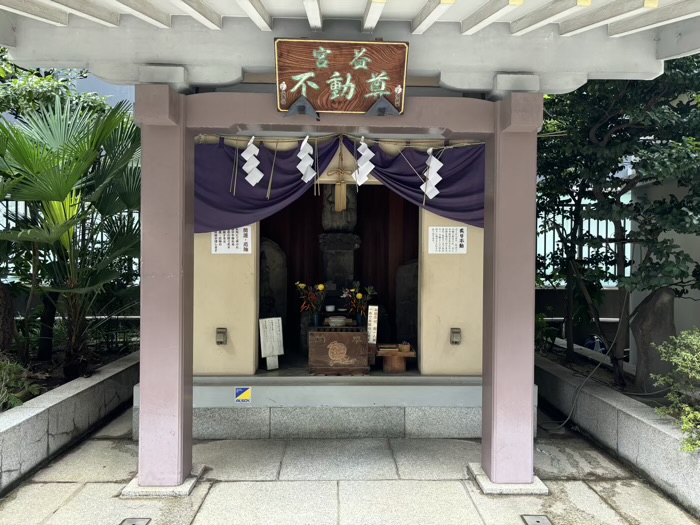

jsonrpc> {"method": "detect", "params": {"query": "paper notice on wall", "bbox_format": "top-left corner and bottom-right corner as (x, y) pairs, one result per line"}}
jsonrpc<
(211, 226), (253, 254)
(367, 305), (379, 345)
(428, 226), (467, 254)
(259, 317), (284, 358)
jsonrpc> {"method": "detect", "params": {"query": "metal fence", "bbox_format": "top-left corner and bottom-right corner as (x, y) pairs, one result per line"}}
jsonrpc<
(537, 204), (631, 287)
(0, 200), (140, 280)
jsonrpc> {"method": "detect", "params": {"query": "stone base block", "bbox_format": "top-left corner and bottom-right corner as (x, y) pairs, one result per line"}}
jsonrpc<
(120, 464), (205, 498)
(468, 464), (549, 495)
(132, 406), (530, 440)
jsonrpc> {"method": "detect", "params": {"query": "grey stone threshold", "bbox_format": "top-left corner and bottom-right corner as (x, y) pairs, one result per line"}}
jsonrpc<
(0, 352), (140, 495)
(135, 378), (486, 409)
(132, 375), (537, 440)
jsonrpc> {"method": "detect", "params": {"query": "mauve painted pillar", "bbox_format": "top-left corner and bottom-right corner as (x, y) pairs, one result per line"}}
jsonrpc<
(482, 93), (543, 484)
(135, 85), (194, 486)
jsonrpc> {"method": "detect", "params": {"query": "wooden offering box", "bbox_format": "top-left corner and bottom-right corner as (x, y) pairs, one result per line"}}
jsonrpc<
(309, 327), (369, 375)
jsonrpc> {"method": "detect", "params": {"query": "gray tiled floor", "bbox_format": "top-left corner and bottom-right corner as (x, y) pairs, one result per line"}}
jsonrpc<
(193, 481), (337, 525)
(1, 406), (699, 525)
(339, 480), (483, 525)
(194, 439), (286, 480)
(390, 438), (480, 479)
(279, 438), (398, 480)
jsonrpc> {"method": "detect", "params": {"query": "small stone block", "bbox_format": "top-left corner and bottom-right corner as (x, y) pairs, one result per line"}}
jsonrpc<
(522, 516), (553, 525)
(120, 520), (151, 525)
(468, 463), (549, 496)
(120, 464), (205, 499)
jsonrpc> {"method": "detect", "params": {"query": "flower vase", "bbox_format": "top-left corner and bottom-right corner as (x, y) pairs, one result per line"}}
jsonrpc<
(313, 312), (320, 327)
(356, 313), (364, 327)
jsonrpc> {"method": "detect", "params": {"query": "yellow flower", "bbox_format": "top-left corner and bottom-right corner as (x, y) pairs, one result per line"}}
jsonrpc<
(317, 284), (325, 291)
(356, 293), (363, 300)
(350, 288), (355, 292)
(298, 283), (306, 289)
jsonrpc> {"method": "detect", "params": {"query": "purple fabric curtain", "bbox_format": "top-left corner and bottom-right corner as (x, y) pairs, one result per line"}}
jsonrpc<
(195, 138), (340, 233)
(194, 136), (485, 232)
(343, 137), (485, 228)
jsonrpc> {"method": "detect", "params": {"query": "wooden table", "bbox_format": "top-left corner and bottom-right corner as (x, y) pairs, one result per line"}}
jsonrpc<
(377, 348), (416, 374)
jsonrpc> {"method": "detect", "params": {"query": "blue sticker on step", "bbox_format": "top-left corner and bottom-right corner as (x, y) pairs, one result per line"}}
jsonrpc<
(235, 387), (251, 403)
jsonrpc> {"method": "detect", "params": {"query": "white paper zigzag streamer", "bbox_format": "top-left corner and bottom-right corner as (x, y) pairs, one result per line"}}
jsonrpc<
(297, 136), (316, 183)
(242, 137), (264, 186)
(420, 147), (442, 199)
(352, 137), (374, 186)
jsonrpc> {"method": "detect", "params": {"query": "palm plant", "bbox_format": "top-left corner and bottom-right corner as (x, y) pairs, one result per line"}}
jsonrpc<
(0, 98), (140, 378)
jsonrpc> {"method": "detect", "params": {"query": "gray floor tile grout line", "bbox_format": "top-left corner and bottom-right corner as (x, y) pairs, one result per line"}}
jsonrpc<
(403, 406), (406, 438)
(38, 481), (85, 525)
(386, 438), (401, 479)
(582, 479), (636, 525)
(459, 479), (488, 525)
(187, 481), (214, 525)
(336, 480), (341, 525)
(276, 440), (289, 480)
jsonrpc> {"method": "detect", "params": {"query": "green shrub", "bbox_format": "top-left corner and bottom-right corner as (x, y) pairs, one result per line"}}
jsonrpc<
(653, 328), (700, 453)
(535, 313), (557, 353)
(0, 359), (41, 410)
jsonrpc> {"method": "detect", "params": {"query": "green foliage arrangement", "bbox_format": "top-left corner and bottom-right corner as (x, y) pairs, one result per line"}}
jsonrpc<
(0, 359), (41, 410)
(0, 98), (141, 378)
(653, 328), (700, 453)
(0, 48), (108, 119)
(535, 313), (557, 353)
(538, 55), (700, 386)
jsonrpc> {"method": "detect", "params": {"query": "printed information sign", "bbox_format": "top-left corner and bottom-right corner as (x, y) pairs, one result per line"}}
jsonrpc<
(428, 226), (467, 254)
(211, 226), (253, 254)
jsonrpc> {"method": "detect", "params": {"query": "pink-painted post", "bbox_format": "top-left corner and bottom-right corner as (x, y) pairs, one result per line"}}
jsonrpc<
(482, 93), (544, 484)
(135, 85), (195, 486)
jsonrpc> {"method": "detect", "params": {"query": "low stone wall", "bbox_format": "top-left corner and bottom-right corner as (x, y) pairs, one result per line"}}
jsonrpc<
(0, 352), (139, 494)
(535, 355), (700, 517)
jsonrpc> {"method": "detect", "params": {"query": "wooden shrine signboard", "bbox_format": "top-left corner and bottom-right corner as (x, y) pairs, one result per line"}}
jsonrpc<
(275, 39), (408, 114)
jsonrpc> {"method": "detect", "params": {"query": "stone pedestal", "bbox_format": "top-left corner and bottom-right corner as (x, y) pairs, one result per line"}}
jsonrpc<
(319, 233), (361, 287)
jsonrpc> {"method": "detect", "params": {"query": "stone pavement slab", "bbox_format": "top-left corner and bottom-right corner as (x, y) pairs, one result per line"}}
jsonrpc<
(192, 481), (337, 525)
(32, 439), (137, 483)
(0, 482), (81, 525)
(44, 482), (210, 525)
(93, 408), (133, 439)
(193, 439), (286, 480)
(464, 479), (629, 525)
(280, 438), (398, 480)
(588, 479), (700, 525)
(390, 438), (480, 479)
(534, 437), (632, 480)
(339, 480), (484, 525)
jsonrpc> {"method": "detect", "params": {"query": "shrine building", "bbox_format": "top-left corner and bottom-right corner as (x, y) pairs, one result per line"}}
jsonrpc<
(3, 0), (699, 491)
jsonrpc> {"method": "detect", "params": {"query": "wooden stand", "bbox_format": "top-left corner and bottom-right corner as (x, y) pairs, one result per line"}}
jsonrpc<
(377, 348), (416, 374)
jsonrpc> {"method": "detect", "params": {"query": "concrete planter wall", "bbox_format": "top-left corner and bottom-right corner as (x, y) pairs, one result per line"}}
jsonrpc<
(535, 355), (700, 517)
(0, 352), (139, 494)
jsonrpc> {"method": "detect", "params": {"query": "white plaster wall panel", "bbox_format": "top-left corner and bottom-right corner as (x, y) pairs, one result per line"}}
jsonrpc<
(419, 210), (483, 376)
(193, 228), (259, 375)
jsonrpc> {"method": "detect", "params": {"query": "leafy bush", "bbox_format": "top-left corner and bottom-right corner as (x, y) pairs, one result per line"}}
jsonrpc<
(0, 359), (41, 410)
(535, 313), (557, 353)
(653, 328), (700, 452)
